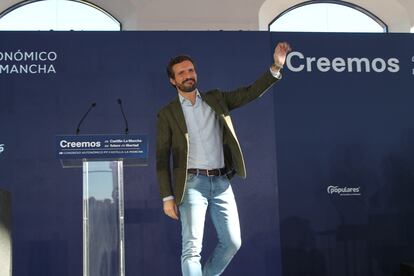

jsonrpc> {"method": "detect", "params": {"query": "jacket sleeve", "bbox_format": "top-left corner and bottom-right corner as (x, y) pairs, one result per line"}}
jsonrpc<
(156, 110), (173, 199)
(223, 70), (281, 111)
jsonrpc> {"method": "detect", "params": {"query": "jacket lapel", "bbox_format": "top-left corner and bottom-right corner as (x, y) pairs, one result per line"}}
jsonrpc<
(201, 93), (224, 116)
(169, 97), (188, 135)
(202, 92), (237, 137)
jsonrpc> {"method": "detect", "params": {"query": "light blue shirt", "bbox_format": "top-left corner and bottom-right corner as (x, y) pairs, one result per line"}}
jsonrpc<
(179, 90), (224, 170)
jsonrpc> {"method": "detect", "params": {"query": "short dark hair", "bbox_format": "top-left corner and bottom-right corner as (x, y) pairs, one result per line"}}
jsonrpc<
(166, 55), (195, 79)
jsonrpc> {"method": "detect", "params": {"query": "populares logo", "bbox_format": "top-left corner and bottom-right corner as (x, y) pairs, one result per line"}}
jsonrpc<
(327, 185), (361, 196)
(0, 144), (4, 154)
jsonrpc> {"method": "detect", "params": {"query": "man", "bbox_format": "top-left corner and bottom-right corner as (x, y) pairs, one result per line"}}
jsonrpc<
(156, 42), (291, 276)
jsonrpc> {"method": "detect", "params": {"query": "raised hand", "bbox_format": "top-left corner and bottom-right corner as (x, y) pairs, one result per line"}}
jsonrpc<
(273, 42), (292, 68)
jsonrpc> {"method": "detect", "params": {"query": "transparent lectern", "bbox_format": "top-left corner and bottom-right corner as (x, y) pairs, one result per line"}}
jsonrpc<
(56, 134), (148, 276)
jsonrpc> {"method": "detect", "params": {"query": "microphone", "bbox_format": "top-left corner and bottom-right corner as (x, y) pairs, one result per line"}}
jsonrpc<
(117, 99), (129, 135)
(76, 102), (96, 135)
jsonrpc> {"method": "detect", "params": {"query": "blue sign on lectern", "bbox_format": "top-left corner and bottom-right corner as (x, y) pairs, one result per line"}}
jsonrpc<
(56, 134), (148, 167)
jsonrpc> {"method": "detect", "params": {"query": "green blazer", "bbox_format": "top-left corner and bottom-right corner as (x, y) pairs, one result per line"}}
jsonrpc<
(156, 70), (280, 205)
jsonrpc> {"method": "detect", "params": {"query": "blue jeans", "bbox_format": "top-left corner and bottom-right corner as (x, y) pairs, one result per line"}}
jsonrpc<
(179, 174), (241, 276)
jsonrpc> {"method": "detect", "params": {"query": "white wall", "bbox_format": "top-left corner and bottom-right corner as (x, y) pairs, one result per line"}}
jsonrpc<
(0, 0), (413, 32)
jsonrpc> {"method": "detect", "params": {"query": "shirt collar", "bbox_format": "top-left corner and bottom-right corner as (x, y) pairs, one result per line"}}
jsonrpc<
(178, 89), (201, 105)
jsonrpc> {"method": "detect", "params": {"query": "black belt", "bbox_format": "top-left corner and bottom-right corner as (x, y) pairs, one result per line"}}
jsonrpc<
(187, 168), (227, 177)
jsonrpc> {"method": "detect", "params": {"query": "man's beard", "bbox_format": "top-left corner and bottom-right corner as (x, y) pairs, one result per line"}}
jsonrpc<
(177, 78), (197, 93)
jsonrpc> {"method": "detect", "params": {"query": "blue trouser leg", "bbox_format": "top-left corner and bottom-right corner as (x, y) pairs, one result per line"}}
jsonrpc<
(203, 175), (241, 276)
(179, 174), (208, 276)
(179, 174), (241, 276)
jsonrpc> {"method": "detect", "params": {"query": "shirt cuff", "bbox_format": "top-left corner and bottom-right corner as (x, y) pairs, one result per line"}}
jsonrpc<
(269, 66), (282, 79)
(163, 195), (175, 202)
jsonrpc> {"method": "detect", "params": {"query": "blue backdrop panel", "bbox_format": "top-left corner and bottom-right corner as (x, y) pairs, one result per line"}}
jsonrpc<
(0, 32), (282, 276)
(2, 31), (413, 276)
(271, 33), (414, 276)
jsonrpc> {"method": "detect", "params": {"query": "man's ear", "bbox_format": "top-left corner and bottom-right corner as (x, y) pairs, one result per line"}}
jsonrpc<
(169, 78), (176, 86)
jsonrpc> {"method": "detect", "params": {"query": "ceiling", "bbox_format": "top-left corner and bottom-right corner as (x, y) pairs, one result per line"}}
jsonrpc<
(0, 0), (413, 32)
